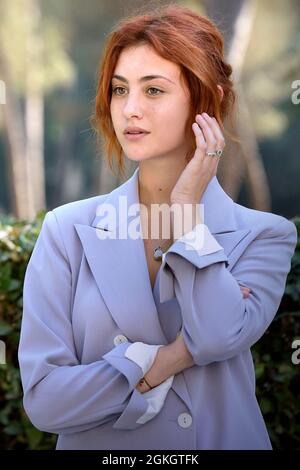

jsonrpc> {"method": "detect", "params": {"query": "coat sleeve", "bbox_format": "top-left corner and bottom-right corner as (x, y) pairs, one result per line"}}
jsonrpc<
(159, 218), (297, 366)
(18, 211), (156, 434)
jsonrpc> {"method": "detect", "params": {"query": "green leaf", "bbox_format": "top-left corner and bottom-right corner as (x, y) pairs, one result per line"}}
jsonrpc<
(0, 322), (13, 336)
(4, 422), (22, 436)
(24, 425), (43, 449)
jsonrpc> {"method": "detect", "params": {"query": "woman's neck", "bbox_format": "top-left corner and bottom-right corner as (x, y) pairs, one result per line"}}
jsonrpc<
(138, 159), (187, 207)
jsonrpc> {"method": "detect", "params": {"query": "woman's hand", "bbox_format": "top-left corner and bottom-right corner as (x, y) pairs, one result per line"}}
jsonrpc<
(136, 377), (152, 394)
(240, 286), (251, 299)
(170, 112), (225, 205)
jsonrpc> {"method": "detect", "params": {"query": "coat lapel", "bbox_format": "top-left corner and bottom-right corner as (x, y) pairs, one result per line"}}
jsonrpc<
(198, 174), (252, 265)
(74, 167), (167, 346)
(74, 166), (251, 416)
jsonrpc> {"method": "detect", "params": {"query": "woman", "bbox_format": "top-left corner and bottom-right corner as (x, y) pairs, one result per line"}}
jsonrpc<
(18, 4), (297, 450)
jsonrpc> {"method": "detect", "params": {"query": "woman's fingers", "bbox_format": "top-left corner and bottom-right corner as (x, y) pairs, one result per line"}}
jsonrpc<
(192, 121), (206, 150)
(240, 286), (251, 298)
(171, 111), (225, 202)
(195, 114), (217, 151)
(202, 113), (225, 150)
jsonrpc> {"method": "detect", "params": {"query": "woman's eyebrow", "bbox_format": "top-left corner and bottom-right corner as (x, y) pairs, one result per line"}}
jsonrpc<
(112, 74), (176, 84)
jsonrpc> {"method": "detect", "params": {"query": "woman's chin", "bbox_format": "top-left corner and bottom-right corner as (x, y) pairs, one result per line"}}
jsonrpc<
(124, 151), (154, 162)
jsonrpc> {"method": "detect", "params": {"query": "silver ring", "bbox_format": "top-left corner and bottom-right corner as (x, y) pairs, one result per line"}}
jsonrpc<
(205, 149), (223, 157)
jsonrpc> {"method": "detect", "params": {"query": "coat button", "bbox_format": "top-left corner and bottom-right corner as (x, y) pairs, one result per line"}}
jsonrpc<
(113, 334), (128, 346)
(178, 412), (193, 428)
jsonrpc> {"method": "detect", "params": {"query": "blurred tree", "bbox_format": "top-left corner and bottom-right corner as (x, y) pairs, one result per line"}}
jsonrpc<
(1, 0), (299, 216)
(242, 0), (300, 217)
(0, 0), (75, 219)
(204, 0), (271, 210)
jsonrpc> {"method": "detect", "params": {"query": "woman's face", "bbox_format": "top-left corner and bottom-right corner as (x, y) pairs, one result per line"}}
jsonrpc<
(110, 43), (191, 163)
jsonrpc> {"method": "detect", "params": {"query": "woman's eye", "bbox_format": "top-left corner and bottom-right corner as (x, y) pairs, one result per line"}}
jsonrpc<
(112, 86), (125, 95)
(112, 86), (163, 96)
(147, 87), (162, 95)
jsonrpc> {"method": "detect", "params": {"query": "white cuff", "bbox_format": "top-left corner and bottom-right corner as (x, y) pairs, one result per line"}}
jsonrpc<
(124, 342), (163, 376)
(124, 342), (174, 425)
(176, 223), (223, 253)
(136, 374), (174, 424)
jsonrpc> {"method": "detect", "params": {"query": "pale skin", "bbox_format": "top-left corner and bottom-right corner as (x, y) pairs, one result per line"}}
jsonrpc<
(110, 43), (251, 394)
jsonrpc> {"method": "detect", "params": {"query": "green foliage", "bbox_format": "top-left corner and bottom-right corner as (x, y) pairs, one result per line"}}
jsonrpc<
(252, 216), (300, 449)
(0, 212), (299, 449)
(0, 210), (56, 450)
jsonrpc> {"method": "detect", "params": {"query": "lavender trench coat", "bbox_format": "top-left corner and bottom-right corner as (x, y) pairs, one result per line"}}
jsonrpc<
(18, 166), (297, 450)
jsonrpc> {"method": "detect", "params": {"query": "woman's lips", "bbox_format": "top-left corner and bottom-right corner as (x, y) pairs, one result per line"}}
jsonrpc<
(124, 132), (150, 141)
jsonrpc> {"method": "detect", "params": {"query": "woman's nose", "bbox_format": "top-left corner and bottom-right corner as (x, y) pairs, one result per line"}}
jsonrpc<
(123, 94), (143, 118)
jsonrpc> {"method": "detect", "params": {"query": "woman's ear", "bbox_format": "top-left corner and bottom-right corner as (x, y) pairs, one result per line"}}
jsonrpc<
(217, 85), (224, 102)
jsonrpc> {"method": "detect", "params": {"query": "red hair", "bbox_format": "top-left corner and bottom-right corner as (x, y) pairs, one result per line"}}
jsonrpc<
(91, 3), (237, 178)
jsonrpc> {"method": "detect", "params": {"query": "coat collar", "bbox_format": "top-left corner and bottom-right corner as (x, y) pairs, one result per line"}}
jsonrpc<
(74, 166), (250, 414)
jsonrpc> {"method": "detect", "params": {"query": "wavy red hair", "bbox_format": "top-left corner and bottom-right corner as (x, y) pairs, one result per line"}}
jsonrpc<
(91, 3), (237, 178)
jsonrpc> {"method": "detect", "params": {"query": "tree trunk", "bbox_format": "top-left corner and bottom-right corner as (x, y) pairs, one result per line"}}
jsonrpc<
(0, 56), (32, 219)
(25, 0), (46, 215)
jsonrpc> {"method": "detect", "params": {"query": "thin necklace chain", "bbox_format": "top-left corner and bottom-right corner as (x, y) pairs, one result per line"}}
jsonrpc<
(139, 204), (173, 259)
(153, 237), (171, 249)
